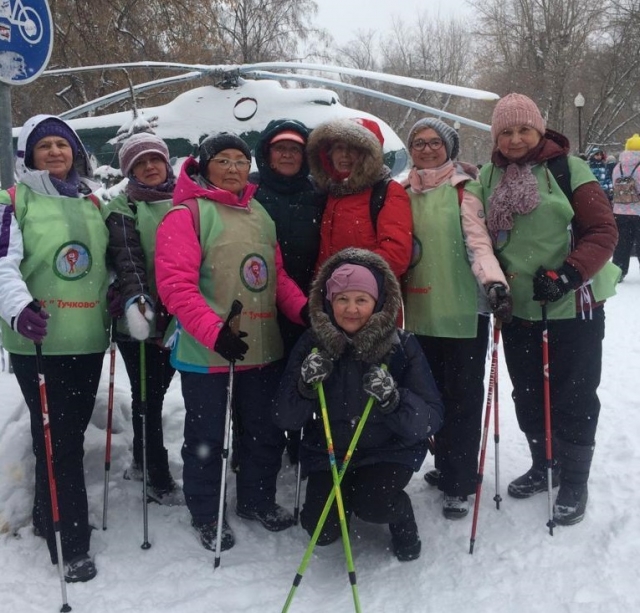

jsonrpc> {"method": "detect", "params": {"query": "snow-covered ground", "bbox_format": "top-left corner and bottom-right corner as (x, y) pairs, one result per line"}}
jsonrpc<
(1, 267), (638, 613)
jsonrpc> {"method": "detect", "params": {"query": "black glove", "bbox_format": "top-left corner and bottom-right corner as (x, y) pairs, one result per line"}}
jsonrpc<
(300, 351), (333, 387)
(363, 365), (400, 414)
(486, 282), (513, 323)
(532, 264), (581, 303)
(214, 323), (248, 362)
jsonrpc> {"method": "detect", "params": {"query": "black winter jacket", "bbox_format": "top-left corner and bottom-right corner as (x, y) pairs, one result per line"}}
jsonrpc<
(273, 248), (444, 475)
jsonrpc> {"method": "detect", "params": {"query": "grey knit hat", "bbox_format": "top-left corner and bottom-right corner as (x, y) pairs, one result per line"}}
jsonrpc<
(407, 118), (459, 161)
(118, 132), (170, 176)
(198, 132), (251, 176)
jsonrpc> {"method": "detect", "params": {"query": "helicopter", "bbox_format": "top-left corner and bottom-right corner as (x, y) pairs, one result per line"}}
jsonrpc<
(15, 60), (499, 177)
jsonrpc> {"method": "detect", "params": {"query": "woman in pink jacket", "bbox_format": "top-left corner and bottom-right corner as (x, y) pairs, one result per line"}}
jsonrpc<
(155, 132), (307, 552)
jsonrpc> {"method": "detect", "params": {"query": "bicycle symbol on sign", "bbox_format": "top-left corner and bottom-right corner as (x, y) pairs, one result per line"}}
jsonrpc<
(0, 0), (44, 45)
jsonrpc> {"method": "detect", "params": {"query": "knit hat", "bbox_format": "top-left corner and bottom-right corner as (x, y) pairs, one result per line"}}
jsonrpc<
(118, 132), (170, 176)
(198, 132), (251, 176)
(350, 117), (384, 146)
(625, 134), (640, 151)
(326, 263), (379, 302)
(490, 93), (546, 143)
(25, 118), (79, 169)
(270, 130), (305, 146)
(407, 118), (459, 160)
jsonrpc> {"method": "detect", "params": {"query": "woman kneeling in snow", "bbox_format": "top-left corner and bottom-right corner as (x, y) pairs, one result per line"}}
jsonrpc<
(273, 247), (444, 561)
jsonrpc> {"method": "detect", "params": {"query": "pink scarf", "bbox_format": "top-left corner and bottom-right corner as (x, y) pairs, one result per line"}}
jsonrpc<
(408, 160), (455, 193)
(487, 163), (540, 239)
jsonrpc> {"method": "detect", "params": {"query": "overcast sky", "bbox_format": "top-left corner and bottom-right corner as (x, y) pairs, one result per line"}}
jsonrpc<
(315, 0), (472, 45)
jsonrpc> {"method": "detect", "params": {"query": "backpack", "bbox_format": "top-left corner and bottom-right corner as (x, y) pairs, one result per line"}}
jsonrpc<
(612, 161), (640, 205)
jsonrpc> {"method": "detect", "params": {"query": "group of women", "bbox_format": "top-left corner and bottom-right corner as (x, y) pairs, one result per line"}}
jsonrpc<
(0, 92), (618, 581)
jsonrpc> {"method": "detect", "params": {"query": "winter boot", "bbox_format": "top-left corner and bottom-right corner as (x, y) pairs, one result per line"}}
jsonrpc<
(553, 439), (594, 526)
(192, 518), (235, 552)
(442, 494), (469, 520)
(64, 553), (97, 583)
(389, 517), (421, 562)
(147, 449), (185, 506)
(236, 502), (295, 532)
(508, 433), (559, 499)
(423, 468), (440, 487)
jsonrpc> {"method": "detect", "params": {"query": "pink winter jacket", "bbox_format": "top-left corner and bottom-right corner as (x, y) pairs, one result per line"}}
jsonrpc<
(406, 160), (508, 288)
(155, 158), (307, 371)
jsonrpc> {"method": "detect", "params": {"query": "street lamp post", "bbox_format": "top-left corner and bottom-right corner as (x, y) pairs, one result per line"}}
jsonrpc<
(574, 93), (585, 154)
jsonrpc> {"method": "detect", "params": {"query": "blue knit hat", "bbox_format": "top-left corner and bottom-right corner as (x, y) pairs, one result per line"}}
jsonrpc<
(25, 118), (79, 169)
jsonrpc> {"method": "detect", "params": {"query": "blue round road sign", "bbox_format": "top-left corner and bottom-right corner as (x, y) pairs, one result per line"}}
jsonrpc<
(0, 0), (53, 85)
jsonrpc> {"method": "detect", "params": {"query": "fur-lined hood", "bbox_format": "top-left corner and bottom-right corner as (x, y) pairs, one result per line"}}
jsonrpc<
(309, 248), (402, 363)
(307, 118), (388, 196)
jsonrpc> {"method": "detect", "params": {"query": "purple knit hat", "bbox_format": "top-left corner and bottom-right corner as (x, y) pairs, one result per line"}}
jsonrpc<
(491, 93), (546, 143)
(326, 264), (379, 301)
(119, 132), (170, 176)
(25, 118), (79, 168)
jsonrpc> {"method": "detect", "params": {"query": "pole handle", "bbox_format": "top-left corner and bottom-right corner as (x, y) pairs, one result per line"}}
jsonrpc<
(226, 299), (243, 336)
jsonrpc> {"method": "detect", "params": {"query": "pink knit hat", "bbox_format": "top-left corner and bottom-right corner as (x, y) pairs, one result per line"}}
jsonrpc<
(326, 264), (379, 301)
(490, 93), (546, 142)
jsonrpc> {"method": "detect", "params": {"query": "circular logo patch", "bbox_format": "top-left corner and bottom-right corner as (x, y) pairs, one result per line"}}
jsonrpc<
(241, 254), (268, 292)
(53, 242), (92, 280)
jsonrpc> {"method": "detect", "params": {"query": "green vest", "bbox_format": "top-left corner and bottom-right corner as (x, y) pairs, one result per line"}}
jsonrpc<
(1, 184), (109, 355)
(403, 182), (481, 338)
(171, 197), (283, 372)
(107, 194), (172, 337)
(480, 157), (619, 321)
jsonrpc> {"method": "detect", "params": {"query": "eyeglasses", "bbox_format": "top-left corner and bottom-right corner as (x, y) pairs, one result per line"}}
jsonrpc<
(411, 138), (444, 152)
(211, 157), (251, 171)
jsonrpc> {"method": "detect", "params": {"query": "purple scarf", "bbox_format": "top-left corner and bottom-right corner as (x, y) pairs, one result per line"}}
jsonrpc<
(487, 163), (540, 239)
(50, 168), (81, 198)
(126, 165), (176, 202)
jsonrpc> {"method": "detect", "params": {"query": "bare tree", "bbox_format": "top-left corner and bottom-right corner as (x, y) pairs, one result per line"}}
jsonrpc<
(209, 0), (323, 63)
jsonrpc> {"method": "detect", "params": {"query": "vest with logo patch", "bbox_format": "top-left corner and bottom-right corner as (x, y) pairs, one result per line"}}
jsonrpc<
(1, 183), (109, 355)
(403, 182), (481, 337)
(170, 197), (283, 372)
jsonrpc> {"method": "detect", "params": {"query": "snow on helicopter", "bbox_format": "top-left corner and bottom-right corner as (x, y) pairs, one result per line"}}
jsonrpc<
(15, 61), (499, 180)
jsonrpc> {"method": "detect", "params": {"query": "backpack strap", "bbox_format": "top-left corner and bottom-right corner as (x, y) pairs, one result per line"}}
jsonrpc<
(181, 198), (201, 240)
(456, 183), (464, 206)
(622, 160), (640, 178)
(546, 155), (573, 203)
(86, 193), (101, 209)
(369, 177), (392, 231)
(7, 185), (16, 207)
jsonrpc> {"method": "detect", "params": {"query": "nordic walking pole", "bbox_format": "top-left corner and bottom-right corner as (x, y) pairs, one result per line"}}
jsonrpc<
(293, 427), (303, 525)
(469, 318), (501, 554)
(35, 342), (72, 613)
(541, 303), (556, 536)
(281, 368), (385, 613)
(140, 337), (151, 549)
(316, 380), (361, 612)
(214, 299), (243, 570)
(492, 322), (502, 511)
(102, 319), (117, 530)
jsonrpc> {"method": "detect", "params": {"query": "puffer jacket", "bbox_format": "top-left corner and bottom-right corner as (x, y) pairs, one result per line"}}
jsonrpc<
(307, 119), (413, 278)
(272, 247), (444, 475)
(250, 119), (324, 292)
